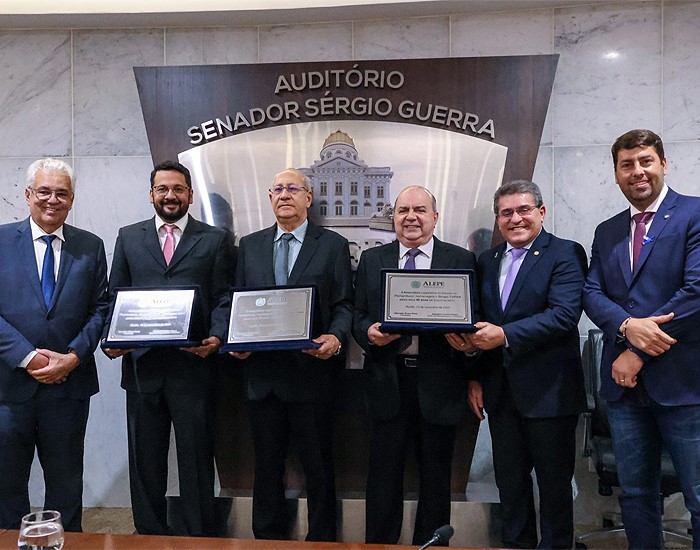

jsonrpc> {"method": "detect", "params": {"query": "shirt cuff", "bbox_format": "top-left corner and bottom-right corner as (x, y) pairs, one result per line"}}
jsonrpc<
(18, 350), (37, 369)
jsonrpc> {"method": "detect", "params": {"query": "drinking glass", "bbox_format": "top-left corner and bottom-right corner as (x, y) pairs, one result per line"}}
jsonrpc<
(17, 510), (64, 550)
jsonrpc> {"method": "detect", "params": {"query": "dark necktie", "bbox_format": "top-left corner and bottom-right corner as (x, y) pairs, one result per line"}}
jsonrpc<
(40, 235), (57, 307)
(501, 247), (527, 310)
(274, 233), (295, 285)
(403, 248), (421, 270)
(632, 211), (654, 269)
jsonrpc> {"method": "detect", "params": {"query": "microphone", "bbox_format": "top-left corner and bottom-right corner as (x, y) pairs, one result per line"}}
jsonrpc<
(418, 525), (454, 550)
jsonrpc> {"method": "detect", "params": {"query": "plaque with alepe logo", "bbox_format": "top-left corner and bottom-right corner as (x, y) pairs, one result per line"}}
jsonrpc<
(379, 269), (476, 333)
(221, 285), (321, 352)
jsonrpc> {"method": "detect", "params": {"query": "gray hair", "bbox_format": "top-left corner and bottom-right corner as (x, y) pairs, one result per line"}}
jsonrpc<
(26, 158), (75, 192)
(493, 180), (543, 214)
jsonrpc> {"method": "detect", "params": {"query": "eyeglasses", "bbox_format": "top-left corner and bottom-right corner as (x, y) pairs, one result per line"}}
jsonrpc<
(27, 187), (73, 202)
(270, 185), (309, 195)
(151, 185), (190, 196)
(497, 205), (540, 220)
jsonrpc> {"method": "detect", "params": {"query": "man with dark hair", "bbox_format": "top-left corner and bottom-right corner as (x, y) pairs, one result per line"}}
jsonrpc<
(0, 158), (109, 531)
(457, 179), (587, 548)
(353, 185), (476, 546)
(584, 129), (700, 548)
(104, 160), (234, 536)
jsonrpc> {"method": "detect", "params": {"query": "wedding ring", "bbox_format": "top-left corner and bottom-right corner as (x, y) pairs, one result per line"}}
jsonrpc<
(620, 378), (625, 383)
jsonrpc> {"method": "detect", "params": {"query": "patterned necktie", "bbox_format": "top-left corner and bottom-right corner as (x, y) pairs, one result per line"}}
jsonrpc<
(632, 211), (654, 269)
(274, 233), (295, 285)
(163, 224), (176, 265)
(40, 235), (57, 307)
(501, 247), (527, 310)
(403, 248), (421, 270)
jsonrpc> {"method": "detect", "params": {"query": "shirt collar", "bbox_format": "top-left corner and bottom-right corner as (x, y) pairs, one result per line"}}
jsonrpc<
(399, 237), (434, 260)
(155, 213), (189, 234)
(630, 184), (668, 217)
(275, 219), (308, 243)
(29, 218), (65, 242)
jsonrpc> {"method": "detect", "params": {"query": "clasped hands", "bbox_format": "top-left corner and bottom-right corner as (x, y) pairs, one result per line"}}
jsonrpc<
(26, 349), (80, 384)
(614, 312), (676, 388)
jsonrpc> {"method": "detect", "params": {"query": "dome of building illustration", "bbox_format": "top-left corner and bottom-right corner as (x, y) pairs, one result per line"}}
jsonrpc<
(322, 130), (356, 149)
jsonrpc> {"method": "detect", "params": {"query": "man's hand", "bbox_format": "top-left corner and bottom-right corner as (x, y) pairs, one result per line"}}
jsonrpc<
(367, 322), (402, 347)
(612, 349), (644, 388)
(102, 346), (134, 359)
(469, 322), (506, 350)
(31, 349), (80, 384)
(468, 380), (485, 420)
(303, 333), (341, 360)
(624, 313), (676, 356)
(181, 336), (221, 358)
(229, 351), (252, 360)
(445, 332), (477, 354)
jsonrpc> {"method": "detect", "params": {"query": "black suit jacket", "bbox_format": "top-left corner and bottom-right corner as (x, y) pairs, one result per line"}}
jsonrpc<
(235, 220), (353, 403)
(352, 238), (477, 426)
(107, 215), (235, 395)
(475, 229), (587, 418)
(0, 218), (109, 403)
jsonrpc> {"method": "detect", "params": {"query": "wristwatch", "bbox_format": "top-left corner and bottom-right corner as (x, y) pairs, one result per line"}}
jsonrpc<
(334, 341), (343, 356)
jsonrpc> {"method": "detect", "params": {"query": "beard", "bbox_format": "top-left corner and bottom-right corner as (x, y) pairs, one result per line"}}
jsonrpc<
(154, 199), (189, 222)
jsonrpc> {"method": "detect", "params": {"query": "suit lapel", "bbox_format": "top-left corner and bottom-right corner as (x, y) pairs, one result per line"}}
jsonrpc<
(142, 217), (168, 269)
(168, 215), (203, 271)
(503, 230), (551, 314)
(485, 243), (507, 316)
(51, 224), (77, 311)
(256, 224), (277, 286)
(632, 191), (678, 282)
(288, 221), (320, 284)
(16, 219), (46, 309)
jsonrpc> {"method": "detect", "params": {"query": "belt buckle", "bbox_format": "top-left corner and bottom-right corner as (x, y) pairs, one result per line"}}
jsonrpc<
(404, 357), (418, 368)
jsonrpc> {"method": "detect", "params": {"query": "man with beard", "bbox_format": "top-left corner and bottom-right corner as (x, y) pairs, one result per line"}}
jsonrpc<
(104, 161), (234, 536)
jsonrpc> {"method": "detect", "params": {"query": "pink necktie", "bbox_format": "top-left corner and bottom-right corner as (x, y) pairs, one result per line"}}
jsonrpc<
(163, 224), (175, 265)
(501, 247), (527, 310)
(632, 211), (654, 269)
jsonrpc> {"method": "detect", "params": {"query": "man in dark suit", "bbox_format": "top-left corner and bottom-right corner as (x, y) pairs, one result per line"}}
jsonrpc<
(0, 158), (109, 531)
(461, 180), (587, 549)
(583, 129), (700, 549)
(353, 185), (477, 546)
(230, 168), (352, 542)
(104, 161), (234, 536)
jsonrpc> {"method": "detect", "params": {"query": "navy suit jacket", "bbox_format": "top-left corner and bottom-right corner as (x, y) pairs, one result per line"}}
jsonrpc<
(583, 188), (700, 405)
(0, 218), (109, 403)
(235, 220), (353, 403)
(352, 238), (477, 425)
(107, 215), (234, 395)
(475, 229), (587, 418)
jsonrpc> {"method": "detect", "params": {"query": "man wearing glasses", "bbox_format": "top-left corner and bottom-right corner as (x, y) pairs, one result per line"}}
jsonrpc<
(0, 158), (109, 531)
(104, 161), (234, 536)
(454, 180), (587, 548)
(230, 168), (352, 542)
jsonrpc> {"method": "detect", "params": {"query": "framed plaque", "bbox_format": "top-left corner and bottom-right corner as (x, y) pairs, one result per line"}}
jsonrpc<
(221, 285), (321, 352)
(379, 269), (476, 333)
(102, 286), (206, 348)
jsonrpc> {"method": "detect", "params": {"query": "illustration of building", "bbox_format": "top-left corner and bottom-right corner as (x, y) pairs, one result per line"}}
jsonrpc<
(300, 130), (393, 228)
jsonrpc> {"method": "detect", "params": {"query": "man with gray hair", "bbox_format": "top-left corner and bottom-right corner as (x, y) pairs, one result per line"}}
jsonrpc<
(455, 180), (587, 548)
(0, 158), (109, 531)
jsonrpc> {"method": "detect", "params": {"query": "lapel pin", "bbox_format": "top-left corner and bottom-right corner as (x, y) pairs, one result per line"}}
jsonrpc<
(664, 214), (670, 219)
(534, 251), (540, 256)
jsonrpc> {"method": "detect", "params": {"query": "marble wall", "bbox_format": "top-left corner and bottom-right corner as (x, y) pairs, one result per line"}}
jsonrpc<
(1, 0), (698, 509)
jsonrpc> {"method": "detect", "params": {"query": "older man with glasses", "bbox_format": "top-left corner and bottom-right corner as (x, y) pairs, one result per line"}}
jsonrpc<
(230, 168), (353, 542)
(0, 158), (109, 531)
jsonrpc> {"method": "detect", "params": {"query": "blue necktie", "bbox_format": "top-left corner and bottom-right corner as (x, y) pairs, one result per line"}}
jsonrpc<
(274, 233), (295, 285)
(40, 235), (57, 307)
